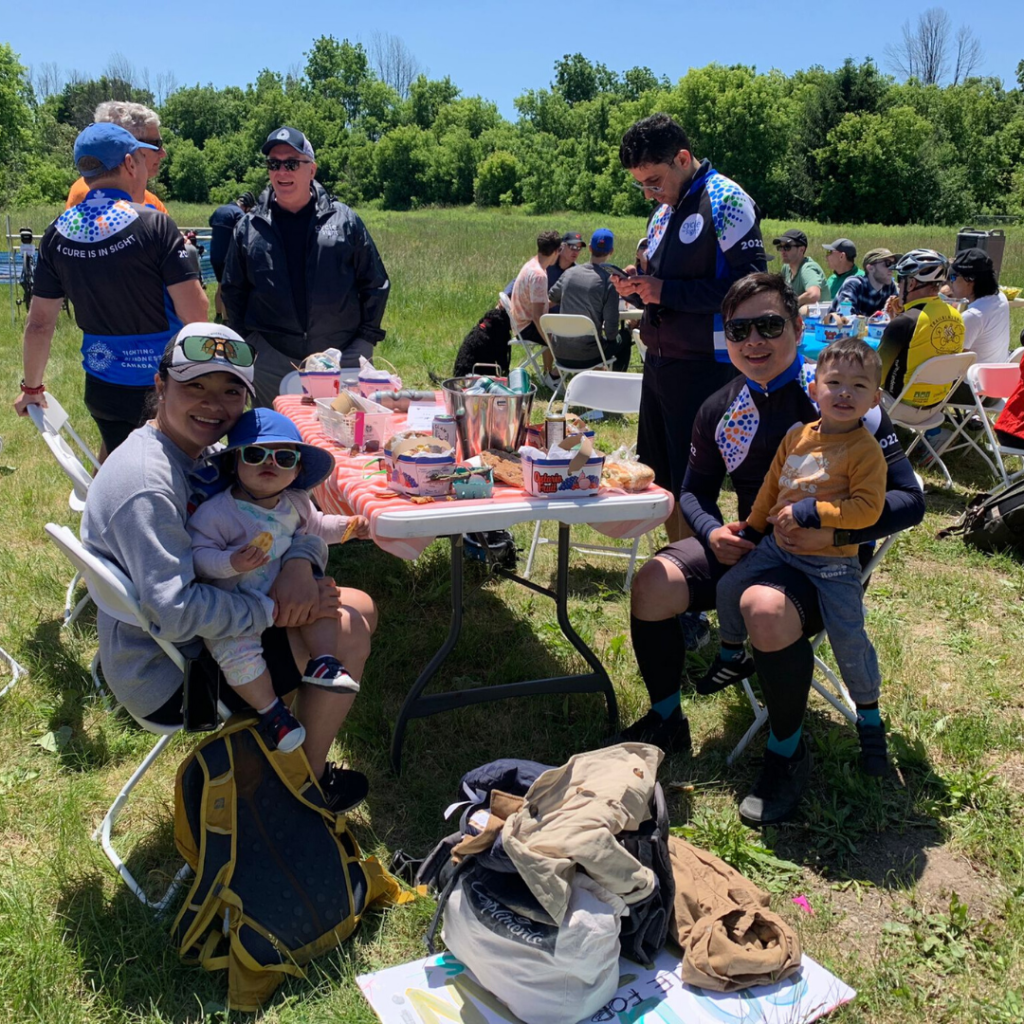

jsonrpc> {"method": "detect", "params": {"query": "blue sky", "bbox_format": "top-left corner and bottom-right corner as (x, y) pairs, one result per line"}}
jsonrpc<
(6, 0), (1020, 119)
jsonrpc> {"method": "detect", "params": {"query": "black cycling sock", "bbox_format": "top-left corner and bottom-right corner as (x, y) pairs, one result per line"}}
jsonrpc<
(631, 615), (685, 705)
(751, 638), (814, 744)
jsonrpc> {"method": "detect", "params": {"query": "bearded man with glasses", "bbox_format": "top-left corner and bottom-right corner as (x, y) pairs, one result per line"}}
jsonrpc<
(831, 248), (901, 317)
(222, 127), (391, 406)
(620, 274), (923, 819)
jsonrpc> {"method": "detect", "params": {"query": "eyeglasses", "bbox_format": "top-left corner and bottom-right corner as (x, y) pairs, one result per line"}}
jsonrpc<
(871, 259), (898, 269)
(179, 334), (256, 368)
(775, 243), (797, 251)
(266, 157), (312, 172)
(630, 158), (675, 193)
(140, 137), (164, 149)
(723, 314), (795, 343)
(565, 244), (583, 251)
(239, 446), (301, 470)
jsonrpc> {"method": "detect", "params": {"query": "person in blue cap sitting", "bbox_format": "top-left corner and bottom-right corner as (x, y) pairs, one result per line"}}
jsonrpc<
(187, 408), (371, 753)
(547, 229), (634, 371)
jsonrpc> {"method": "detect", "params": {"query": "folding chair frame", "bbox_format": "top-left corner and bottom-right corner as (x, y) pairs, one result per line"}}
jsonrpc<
(0, 646), (27, 700)
(727, 530), (905, 766)
(45, 523), (225, 912)
(523, 370), (654, 590)
(884, 352), (976, 489)
(498, 291), (546, 378)
(539, 313), (615, 414)
(29, 395), (101, 627)
(933, 359), (1024, 490)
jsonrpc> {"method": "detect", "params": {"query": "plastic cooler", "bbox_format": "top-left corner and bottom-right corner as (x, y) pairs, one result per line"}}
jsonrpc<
(955, 228), (1005, 278)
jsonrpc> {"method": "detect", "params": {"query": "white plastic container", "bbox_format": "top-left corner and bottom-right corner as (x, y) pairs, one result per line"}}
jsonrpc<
(315, 395), (394, 452)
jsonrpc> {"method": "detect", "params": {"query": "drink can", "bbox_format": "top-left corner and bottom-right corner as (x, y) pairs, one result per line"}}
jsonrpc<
(508, 367), (530, 394)
(545, 414), (566, 448)
(432, 414), (458, 451)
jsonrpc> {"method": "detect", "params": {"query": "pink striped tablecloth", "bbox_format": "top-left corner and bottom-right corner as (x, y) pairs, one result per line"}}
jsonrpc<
(274, 395), (672, 561)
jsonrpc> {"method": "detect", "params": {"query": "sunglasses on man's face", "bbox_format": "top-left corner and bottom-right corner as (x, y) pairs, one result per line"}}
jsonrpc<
(723, 314), (795, 343)
(179, 334), (256, 368)
(140, 137), (164, 149)
(266, 157), (312, 172)
(775, 243), (797, 251)
(239, 446), (301, 470)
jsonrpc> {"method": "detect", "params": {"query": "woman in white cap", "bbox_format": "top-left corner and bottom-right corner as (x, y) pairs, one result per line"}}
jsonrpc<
(81, 323), (374, 811)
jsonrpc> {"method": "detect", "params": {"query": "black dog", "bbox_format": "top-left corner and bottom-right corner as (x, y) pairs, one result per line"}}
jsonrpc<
(452, 305), (512, 377)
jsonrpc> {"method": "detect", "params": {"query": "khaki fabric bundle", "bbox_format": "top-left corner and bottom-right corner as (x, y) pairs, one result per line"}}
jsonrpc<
(668, 836), (802, 992)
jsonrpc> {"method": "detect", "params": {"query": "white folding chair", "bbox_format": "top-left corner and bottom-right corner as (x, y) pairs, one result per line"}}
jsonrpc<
(45, 523), (227, 911)
(932, 361), (1024, 489)
(523, 370), (654, 590)
(0, 646), (27, 700)
(632, 327), (647, 363)
(28, 393), (102, 626)
(882, 352), (977, 488)
(279, 370), (304, 395)
(539, 313), (615, 414)
(727, 489), (920, 766)
(498, 291), (545, 378)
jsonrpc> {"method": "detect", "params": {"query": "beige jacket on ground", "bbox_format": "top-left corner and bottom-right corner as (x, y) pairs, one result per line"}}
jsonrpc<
(669, 837), (802, 991)
(501, 743), (663, 924)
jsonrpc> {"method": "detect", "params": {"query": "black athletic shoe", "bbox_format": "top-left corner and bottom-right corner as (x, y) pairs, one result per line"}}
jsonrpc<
(857, 720), (889, 777)
(677, 612), (711, 652)
(695, 653), (756, 695)
(318, 763), (370, 814)
(618, 708), (692, 755)
(738, 740), (813, 826)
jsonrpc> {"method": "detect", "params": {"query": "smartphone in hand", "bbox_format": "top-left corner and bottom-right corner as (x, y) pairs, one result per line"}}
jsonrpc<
(606, 264), (632, 279)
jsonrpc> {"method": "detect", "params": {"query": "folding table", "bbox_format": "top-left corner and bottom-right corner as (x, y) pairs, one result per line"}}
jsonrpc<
(275, 396), (671, 771)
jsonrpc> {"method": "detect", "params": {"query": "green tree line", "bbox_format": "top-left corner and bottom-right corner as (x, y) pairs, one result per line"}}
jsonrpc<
(3, 39), (1024, 224)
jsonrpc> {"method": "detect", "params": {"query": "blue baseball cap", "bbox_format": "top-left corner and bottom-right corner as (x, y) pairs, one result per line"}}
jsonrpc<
(74, 123), (157, 177)
(590, 228), (614, 255)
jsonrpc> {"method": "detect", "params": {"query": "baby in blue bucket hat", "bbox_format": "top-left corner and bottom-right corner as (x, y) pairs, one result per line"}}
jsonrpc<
(187, 408), (370, 752)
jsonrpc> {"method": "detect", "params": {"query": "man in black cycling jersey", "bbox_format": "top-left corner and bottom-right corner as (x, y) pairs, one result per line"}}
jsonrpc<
(622, 272), (925, 824)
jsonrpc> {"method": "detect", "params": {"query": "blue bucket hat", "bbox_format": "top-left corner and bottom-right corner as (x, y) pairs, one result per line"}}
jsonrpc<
(217, 408), (335, 492)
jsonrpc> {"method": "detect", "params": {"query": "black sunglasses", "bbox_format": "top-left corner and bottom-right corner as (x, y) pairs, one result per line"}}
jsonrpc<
(775, 243), (797, 251)
(239, 446), (301, 470)
(723, 314), (795, 343)
(140, 136), (164, 149)
(266, 157), (312, 172)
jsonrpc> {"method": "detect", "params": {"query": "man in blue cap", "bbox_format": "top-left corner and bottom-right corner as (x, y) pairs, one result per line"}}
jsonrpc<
(222, 126), (391, 406)
(547, 228), (633, 371)
(13, 123), (210, 458)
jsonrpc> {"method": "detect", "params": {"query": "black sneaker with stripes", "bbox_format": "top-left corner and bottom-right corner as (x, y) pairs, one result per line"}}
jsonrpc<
(694, 652), (755, 695)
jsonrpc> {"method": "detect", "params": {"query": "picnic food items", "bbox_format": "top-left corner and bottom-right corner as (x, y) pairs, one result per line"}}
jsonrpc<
(297, 349), (343, 399)
(384, 431), (456, 497)
(441, 375), (536, 460)
(340, 519), (360, 544)
(357, 355), (402, 398)
(520, 434), (605, 498)
(317, 393), (392, 451)
(250, 531), (274, 554)
(602, 452), (655, 493)
(480, 448), (524, 487)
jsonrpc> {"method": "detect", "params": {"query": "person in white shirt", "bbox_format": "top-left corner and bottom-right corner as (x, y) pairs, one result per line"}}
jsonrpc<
(946, 248), (1011, 405)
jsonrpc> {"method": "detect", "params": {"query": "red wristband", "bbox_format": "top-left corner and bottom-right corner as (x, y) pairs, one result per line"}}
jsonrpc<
(20, 380), (45, 395)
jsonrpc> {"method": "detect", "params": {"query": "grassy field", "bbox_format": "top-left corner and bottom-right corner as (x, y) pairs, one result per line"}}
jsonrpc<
(2, 205), (1024, 1023)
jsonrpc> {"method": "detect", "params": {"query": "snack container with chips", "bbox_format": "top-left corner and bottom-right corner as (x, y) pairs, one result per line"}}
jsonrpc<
(384, 431), (456, 496)
(520, 433), (605, 498)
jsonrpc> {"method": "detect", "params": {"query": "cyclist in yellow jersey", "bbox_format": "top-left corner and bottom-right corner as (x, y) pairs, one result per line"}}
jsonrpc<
(878, 248), (964, 407)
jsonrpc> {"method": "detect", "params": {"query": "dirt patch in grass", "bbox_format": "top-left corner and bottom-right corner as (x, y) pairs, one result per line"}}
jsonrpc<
(806, 828), (1005, 958)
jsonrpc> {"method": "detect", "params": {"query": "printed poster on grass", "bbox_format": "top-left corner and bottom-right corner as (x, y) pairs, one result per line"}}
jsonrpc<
(357, 949), (854, 1024)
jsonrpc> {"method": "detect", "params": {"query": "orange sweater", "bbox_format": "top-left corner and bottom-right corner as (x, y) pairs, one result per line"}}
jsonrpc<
(748, 421), (887, 557)
(66, 177), (167, 213)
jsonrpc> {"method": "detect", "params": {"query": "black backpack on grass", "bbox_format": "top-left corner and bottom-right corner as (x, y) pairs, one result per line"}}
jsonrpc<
(938, 478), (1024, 554)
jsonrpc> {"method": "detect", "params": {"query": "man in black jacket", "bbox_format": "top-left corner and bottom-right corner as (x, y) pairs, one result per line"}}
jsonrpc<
(613, 114), (768, 543)
(222, 127), (390, 406)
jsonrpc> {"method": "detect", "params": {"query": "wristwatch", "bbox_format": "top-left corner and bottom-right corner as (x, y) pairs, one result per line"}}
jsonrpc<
(833, 529), (852, 547)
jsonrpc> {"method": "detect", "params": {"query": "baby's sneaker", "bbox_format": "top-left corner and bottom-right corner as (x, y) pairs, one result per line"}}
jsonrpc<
(302, 655), (361, 693)
(259, 700), (306, 753)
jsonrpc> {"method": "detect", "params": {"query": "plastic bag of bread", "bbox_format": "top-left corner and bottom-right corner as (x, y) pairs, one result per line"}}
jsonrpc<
(601, 446), (655, 493)
(480, 448), (523, 487)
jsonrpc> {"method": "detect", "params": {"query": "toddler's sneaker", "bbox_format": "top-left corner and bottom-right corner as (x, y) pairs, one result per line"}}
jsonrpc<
(302, 655), (361, 692)
(259, 701), (306, 753)
(857, 718), (889, 777)
(695, 652), (756, 695)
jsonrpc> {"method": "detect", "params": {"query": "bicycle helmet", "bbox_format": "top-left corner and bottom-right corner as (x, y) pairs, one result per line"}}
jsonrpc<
(894, 248), (949, 284)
